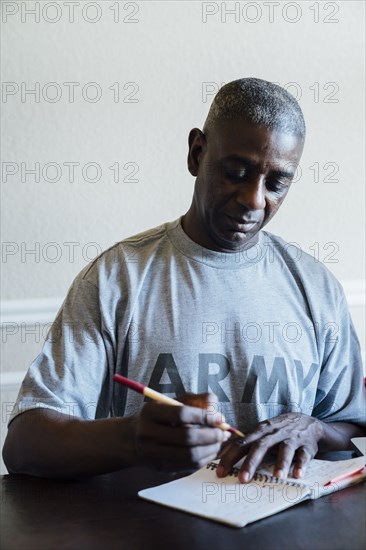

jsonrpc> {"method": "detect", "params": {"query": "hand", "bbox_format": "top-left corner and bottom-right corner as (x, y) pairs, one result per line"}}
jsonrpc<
(135, 393), (230, 471)
(217, 413), (324, 483)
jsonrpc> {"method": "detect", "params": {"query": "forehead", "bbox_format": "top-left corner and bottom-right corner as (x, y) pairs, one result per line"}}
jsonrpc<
(208, 119), (303, 165)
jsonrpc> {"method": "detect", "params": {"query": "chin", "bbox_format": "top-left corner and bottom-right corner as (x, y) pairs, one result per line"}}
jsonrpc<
(215, 234), (249, 252)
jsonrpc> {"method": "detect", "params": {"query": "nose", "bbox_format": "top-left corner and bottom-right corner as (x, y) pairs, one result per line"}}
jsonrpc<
(235, 176), (266, 211)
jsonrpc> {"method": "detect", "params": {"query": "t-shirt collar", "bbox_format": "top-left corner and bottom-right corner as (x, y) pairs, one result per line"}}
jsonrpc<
(166, 216), (266, 269)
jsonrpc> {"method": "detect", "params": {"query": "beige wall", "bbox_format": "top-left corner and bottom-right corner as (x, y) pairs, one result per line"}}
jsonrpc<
(1, 1), (365, 473)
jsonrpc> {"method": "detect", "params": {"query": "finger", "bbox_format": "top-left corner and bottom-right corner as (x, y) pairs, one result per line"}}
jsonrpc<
(205, 395), (227, 426)
(292, 447), (313, 479)
(217, 437), (249, 477)
(179, 393), (226, 425)
(273, 440), (297, 479)
(236, 418), (298, 482)
(139, 423), (229, 447)
(216, 435), (236, 459)
(142, 441), (222, 471)
(239, 436), (277, 483)
(141, 402), (221, 428)
(194, 443), (229, 469)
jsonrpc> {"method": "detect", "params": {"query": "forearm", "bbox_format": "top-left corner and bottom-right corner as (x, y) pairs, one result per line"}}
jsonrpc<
(3, 409), (138, 479)
(316, 420), (365, 452)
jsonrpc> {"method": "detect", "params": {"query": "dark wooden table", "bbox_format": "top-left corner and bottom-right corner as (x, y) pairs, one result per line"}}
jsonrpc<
(1, 466), (365, 550)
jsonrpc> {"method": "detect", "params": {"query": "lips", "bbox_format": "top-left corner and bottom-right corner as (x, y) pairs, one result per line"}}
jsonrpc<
(226, 215), (259, 233)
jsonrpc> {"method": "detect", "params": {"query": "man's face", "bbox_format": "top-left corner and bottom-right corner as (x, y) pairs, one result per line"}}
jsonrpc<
(185, 119), (304, 252)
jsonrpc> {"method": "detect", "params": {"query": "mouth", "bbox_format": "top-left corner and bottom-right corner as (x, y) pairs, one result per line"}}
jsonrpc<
(226, 215), (259, 233)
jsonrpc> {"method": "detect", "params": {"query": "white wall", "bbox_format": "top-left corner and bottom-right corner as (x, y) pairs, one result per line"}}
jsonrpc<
(1, 1), (365, 473)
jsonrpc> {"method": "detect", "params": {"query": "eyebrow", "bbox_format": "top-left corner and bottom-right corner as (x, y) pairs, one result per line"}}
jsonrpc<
(219, 155), (295, 180)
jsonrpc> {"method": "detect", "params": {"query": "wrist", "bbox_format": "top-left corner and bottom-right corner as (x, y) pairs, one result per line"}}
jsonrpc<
(314, 420), (361, 452)
(313, 417), (326, 449)
(113, 416), (139, 466)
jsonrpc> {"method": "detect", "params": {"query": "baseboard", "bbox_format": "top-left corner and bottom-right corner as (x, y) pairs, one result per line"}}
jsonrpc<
(1, 371), (25, 389)
(341, 280), (366, 307)
(1, 297), (64, 324)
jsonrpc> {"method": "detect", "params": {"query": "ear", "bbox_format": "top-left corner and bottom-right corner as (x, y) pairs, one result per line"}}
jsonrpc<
(187, 128), (207, 176)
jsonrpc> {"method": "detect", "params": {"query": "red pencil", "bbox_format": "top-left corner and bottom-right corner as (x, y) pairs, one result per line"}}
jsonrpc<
(113, 374), (245, 438)
(324, 466), (365, 486)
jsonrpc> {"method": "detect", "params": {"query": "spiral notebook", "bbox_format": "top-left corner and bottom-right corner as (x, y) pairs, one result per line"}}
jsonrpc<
(139, 455), (365, 528)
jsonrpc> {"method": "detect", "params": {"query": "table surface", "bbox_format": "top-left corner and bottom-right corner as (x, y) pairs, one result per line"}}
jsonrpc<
(1, 465), (365, 550)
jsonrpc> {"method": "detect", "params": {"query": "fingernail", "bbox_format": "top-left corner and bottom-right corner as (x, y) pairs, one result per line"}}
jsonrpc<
(216, 465), (226, 477)
(210, 412), (222, 425)
(275, 470), (284, 478)
(240, 471), (250, 483)
(295, 468), (304, 478)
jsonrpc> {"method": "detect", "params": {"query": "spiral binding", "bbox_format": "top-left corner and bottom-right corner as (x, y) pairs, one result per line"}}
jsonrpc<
(205, 462), (301, 487)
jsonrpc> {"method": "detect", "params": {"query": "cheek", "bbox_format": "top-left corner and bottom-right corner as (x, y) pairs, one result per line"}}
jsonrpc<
(196, 188), (216, 217)
(203, 182), (229, 210)
(265, 196), (285, 218)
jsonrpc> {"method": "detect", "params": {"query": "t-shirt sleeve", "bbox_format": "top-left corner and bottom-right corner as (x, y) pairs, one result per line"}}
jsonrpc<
(312, 294), (366, 428)
(8, 277), (113, 425)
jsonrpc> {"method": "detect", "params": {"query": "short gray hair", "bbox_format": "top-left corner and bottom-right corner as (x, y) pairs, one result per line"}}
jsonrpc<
(203, 78), (306, 140)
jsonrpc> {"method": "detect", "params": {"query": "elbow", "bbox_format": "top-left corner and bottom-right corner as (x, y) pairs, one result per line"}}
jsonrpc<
(2, 432), (22, 474)
(2, 417), (34, 475)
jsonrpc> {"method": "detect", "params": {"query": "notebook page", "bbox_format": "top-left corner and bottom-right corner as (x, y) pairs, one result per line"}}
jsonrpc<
(257, 456), (366, 500)
(139, 461), (309, 528)
(258, 456), (365, 487)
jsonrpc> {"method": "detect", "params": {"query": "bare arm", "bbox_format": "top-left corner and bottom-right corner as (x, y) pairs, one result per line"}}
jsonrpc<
(3, 396), (229, 479)
(3, 410), (138, 478)
(317, 420), (365, 452)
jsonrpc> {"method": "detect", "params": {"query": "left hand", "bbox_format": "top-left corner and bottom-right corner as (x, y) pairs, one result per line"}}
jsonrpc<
(217, 413), (324, 483)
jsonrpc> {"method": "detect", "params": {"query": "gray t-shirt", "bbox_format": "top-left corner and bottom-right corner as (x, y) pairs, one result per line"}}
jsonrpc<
(9, 218), (366, 431)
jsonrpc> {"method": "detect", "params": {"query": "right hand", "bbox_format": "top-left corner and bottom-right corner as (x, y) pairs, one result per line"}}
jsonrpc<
(134, 393), (230, 471)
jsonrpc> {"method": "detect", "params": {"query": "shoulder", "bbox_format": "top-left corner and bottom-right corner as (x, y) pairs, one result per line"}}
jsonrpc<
(262, 230), (346, 306)
(73, 219), (179, 286)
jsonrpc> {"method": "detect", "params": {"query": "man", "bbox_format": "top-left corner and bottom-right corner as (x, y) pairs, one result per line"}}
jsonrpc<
(3, 78), (365, 482)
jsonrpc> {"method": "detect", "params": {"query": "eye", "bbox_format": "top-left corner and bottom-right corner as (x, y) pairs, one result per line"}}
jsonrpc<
(225, 168), (246, 181)
(221, 162), (247, 181)
(266, 180), (288, 193)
